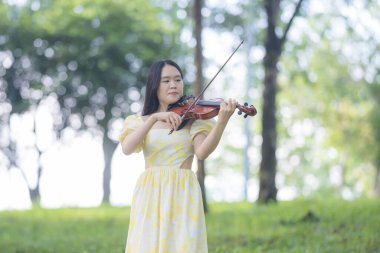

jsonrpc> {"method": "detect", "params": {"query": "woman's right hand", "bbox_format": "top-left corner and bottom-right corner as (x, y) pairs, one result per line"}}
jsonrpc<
(154, 112), (182, 130)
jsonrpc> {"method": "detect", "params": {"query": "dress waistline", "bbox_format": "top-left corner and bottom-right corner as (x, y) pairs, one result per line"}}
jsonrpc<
(145, 166), (192, 171)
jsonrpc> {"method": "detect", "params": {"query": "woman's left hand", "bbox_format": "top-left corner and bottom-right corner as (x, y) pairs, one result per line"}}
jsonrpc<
(217, 98), (237, 124)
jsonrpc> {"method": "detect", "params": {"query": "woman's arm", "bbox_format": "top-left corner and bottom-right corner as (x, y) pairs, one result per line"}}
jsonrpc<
(193, 99), (237, 160)
(121, 112), (182, 155)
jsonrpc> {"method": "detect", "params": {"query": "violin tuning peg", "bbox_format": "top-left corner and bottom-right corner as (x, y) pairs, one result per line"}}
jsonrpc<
(238, 111), (242, 115)
(244, 102), (248, 106)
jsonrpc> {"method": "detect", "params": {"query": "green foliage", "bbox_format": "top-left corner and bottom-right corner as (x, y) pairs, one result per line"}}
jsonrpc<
(0, 0), (184, 132)
(0, 199), (379, 253)
(0, 0), (188, 203)
(277, 1), (380, 197)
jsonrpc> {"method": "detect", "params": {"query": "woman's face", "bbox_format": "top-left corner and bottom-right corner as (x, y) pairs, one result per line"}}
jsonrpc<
(157, 64), (183, 106)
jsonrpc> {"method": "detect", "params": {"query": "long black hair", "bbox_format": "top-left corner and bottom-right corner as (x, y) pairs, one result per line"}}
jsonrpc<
(142, 59), (184, 116)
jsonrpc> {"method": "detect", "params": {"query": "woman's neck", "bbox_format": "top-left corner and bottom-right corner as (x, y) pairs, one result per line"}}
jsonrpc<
(157, 103), (168, 112)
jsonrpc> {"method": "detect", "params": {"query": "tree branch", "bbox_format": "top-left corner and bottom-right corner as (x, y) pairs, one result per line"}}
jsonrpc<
(279, 0), (305, 48)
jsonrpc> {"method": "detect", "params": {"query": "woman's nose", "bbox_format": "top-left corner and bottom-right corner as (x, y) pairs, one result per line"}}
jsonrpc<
(169, 80), (177, 87)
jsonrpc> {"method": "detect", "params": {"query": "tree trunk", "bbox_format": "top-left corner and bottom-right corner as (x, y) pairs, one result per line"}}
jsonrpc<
(259, 0), (281, 203)
(29, 165), (41, 203)
(193, 0), (208, 213)
(102, 135), (117, 203)
(374, 159), (380, 197)
(30, 108), (42, 204)
(196, 160), (208, 212)
(258, 0), (304, 203)
(29, 152), (42, 203)
(243, 1), (256, 201)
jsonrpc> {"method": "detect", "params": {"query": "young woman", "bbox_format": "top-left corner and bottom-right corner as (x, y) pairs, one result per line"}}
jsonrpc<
(119, 59), (237, 253)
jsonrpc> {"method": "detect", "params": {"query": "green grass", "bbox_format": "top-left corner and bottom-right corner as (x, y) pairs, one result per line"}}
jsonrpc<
(206, 199), (380, 253)
(0, 199), (379, 253)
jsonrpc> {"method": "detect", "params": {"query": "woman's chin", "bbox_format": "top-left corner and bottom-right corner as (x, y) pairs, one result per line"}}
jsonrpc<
(168, 95), (181, 103)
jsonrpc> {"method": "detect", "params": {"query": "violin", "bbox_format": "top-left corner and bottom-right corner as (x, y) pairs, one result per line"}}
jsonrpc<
(167, 96), (257, 131)
(167, 40), (256, 133)
(169, 97), (257, 120)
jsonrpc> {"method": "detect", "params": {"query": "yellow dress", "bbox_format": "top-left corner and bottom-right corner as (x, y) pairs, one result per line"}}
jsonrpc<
(119, 115), (215, 253)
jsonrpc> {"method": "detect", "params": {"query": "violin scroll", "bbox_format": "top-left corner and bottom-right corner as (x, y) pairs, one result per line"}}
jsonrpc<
(237, 102), (257, 118)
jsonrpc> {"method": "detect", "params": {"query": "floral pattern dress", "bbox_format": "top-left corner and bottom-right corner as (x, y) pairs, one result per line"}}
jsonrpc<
(119, 114), (215, 253)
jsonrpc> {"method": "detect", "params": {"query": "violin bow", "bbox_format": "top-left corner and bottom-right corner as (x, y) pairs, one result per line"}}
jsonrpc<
(169, 40), (244, 135)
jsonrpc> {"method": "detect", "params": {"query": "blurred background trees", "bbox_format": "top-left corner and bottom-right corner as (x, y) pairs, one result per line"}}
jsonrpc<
(0, 0), (185, 204)
(1, 0), (379, 209)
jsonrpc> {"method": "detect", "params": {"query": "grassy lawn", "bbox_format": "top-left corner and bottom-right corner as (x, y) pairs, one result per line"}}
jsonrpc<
(0, 198), (379, 253)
